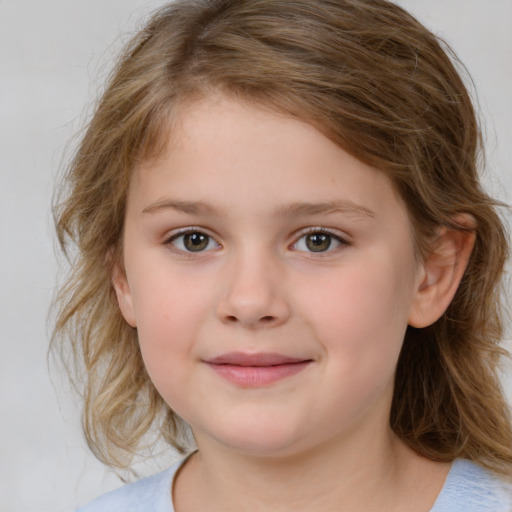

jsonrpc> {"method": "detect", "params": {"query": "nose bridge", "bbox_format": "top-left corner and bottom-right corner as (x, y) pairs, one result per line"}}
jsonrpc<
(217, 243), (289, 327)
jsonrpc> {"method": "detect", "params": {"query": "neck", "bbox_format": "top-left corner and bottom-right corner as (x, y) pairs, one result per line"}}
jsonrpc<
(174, 424), (448, 512)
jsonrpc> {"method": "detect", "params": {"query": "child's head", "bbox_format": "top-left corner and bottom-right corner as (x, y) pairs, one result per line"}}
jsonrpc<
(54, 0), (511, 472)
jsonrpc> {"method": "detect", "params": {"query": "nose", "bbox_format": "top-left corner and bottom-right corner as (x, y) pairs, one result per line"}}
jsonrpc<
(216, 251), (291, 328)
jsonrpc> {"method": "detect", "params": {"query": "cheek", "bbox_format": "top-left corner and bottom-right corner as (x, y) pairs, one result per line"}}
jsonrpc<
(130, 268), (214, 385)
(298, 255), (415, 382)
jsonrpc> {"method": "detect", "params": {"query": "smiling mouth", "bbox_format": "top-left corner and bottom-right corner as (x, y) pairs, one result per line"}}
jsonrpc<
(204, 352), (313, 387)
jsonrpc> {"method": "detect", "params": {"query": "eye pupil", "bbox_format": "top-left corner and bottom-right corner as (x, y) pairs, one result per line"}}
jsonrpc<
(306, 233), (331, 252)
(184, 232), (209, 251)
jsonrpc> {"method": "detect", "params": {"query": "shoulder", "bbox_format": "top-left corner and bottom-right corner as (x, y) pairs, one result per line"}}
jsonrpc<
(431, 459), (512, 512)
(75, 458), (185, 512)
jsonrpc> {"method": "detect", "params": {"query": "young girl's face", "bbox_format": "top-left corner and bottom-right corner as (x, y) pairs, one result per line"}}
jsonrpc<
(114, 95), (426, 457)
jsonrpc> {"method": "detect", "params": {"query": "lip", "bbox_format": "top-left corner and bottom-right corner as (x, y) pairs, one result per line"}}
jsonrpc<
(204, 352), (313, 387)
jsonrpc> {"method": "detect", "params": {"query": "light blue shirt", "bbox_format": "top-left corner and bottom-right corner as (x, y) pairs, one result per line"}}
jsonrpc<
(77, 457), (512, 511)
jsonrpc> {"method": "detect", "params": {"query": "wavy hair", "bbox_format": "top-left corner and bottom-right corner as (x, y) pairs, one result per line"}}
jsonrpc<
(52, 0), (512, 472)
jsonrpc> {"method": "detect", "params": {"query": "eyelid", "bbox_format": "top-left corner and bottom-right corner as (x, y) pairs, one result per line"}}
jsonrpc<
(163, 226), (216, 241)
(161, 226), (350, 256)
(163, 226), (222, 255)
(290, 227), (351, 254)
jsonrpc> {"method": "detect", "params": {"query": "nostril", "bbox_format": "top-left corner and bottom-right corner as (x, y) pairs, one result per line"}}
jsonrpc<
(224, 314), (276, 324)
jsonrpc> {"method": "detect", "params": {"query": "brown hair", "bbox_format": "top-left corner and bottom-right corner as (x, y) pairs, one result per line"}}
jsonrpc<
(53, 0), (512, 473)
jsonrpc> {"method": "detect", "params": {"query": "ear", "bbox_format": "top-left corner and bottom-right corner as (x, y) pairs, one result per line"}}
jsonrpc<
(112, 263), (137, 328)
(408, 214), (476, 328)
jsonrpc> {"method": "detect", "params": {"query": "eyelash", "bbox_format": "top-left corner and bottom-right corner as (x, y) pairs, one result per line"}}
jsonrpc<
(164, 227), (221, 256)
(293, 228), (350, 255)
(164, 227), (350, 256)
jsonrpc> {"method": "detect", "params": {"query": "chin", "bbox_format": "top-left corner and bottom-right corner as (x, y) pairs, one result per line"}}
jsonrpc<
(198, 415), (310, 458)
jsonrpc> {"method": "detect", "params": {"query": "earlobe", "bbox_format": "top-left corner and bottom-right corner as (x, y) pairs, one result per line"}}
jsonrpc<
(112, 264), (137, 328)
(408, 214), (476, 328)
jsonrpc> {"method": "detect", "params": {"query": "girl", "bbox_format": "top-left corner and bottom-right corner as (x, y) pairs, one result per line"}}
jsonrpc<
(53, 0), (512, 510)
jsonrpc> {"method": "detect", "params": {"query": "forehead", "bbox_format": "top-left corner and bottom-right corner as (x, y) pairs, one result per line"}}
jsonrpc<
(131, 95), (409, 227)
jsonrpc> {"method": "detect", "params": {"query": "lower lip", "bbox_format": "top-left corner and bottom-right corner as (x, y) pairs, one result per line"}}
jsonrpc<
(206, 361), (311, 386)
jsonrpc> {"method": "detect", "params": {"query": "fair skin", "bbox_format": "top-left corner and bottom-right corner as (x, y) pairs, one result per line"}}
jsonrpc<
(114, 95), (475, 511)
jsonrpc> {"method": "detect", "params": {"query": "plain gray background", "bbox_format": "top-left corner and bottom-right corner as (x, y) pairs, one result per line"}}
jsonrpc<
(1, 1), (511, 511)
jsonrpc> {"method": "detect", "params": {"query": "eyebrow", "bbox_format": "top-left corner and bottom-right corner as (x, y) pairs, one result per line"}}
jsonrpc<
(142, 199), (221, 216)
(275, 200), (375, 219)
(142, 199), (375, 219)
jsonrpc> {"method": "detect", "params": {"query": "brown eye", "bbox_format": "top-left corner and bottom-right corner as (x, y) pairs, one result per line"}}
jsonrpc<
(305, 233), (332, 252)
(183, 232), (209, 251)
(168, 231), (218, 253)
(293, 230), (347, 254)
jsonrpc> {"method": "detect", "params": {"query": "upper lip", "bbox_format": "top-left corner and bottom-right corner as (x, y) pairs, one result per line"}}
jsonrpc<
(204, 352), (311, 366)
